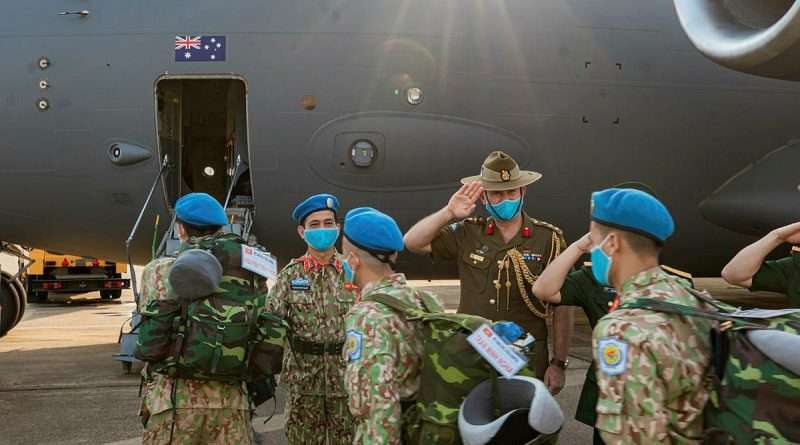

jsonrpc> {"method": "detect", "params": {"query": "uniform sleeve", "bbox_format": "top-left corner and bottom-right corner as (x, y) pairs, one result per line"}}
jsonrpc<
(558, 268), (596, 307)
(750, 256), (794, 294)
(430, 221), (463, 261)
(593, 319), (669, 444)
(344, 304), (403, 445)
(267, 270), (289, 319)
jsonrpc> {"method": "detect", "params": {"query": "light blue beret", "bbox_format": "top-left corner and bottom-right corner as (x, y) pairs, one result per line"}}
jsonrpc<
(175, 193), (228, 227)
(591, 188), (674, 243)
(293, 194), (339, 224)
(343, 207), (404, 254)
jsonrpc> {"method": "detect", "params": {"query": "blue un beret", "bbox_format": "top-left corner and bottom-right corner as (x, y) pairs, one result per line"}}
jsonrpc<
(591, 188), (674, 244)
(343, 207), (405, 254)
(293, 194), (339, 224)
(175, 193), (228, 227)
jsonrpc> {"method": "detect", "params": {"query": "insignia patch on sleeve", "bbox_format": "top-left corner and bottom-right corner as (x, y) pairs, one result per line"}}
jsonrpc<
(289, 277), (310, 290)
(598, 337), (628, 375)
(346, 329), (363, 361)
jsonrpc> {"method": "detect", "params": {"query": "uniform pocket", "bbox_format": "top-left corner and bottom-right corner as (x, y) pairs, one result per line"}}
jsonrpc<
(595, 385), (624, 434)
(134, 299), (182, 363)
(460, 249), (492, 294)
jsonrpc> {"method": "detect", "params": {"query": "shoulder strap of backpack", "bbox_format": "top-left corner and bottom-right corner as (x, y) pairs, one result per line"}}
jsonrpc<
(362, 293), (430, 318)
(623, 299), (765, 328)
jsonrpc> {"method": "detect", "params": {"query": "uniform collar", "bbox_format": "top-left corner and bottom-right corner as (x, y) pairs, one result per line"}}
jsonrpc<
(292, 249), (343, 272)
(360, 273), (407, 297)
(618, 266), (670, 303)
(485, 212), (534, 248)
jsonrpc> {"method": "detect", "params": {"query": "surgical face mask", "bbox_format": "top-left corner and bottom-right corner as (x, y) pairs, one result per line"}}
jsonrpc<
(304, 228), (338, 251)
(485, 197), (523, 221)
(342, 255), (355, 283)
(590, 234), (613, 286)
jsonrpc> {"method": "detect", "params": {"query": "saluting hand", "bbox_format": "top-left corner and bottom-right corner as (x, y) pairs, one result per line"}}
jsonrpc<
(574, 233), (593, 253)
(773, 221), (800, 244)
(447, 181), (484, 219)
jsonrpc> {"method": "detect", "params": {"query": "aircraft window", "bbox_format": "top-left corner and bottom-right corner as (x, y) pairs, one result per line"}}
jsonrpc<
(350, 140), (377, 167)
(203, 166), (216, 177)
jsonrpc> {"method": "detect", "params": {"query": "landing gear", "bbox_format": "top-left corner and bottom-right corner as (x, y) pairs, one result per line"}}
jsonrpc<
(0, 243), (32, 337)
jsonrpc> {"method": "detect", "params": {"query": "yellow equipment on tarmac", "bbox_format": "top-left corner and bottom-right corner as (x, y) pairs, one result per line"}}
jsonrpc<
(24, 249), (130, 303)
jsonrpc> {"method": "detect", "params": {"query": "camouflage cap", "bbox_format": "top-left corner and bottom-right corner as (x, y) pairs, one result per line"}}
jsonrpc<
(461, 151), (542, 191)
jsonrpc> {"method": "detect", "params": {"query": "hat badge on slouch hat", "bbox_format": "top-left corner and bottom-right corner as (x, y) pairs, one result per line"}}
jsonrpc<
(461, 151), (542, 191)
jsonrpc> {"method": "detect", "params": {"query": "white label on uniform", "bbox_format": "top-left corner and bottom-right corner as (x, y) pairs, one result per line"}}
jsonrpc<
(729, 308), (800, 319)
(241, 245), (278, 282)
(466, 323), (528, 378)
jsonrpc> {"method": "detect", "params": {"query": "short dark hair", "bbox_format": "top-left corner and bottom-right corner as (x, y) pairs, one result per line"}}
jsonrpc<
(595, 223), (661, 257)
(178, 220), (221, 238)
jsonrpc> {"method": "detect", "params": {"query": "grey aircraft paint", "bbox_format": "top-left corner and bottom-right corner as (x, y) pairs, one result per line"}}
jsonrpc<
(1, 0), (800, 285)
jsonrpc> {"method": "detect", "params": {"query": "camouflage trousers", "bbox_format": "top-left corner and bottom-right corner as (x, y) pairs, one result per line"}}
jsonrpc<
(285, 392), (354, 445)
(142, 408), (253, 445)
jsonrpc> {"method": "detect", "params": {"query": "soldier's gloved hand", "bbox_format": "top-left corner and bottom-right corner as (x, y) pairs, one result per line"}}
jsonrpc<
(494, 321), (524, 344)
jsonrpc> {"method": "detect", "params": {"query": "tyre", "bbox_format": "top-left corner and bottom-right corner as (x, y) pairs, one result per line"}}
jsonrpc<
(0, 280), (20, 337)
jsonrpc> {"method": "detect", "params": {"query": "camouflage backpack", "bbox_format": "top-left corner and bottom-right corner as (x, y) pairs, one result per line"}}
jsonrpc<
(626, 289), (800, 445)
(363, 292), (537, 445)
(135, 234), (287, 384)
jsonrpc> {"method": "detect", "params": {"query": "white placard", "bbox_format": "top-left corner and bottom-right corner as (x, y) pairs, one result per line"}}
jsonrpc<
(241, 245), (278, 282)
(729, 308), (800, 319)
(466, 323), (528, 378)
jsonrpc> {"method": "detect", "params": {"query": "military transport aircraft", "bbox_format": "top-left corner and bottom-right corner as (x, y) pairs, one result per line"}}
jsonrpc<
(1, 0), (799, 335)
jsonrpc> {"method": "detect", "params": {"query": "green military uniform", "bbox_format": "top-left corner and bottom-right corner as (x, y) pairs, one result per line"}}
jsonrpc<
(139, 234), (258, 445)
(344, 273), (445, 445)
(749, 246), (800, 307)
(594, 268), (711, 444)
(268, 252), (357, 445)
(431, 213), (566, 377)
(558, 263), (693, 444)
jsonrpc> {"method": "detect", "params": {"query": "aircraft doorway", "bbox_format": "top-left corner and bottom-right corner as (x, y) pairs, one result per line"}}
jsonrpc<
(155, 77), (252, 209)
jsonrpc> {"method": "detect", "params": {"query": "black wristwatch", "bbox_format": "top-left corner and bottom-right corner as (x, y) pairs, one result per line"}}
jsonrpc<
(550, 357), (569, 370)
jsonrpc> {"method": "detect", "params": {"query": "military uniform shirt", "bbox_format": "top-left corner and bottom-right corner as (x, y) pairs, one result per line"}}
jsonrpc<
(559, 264), (693, 429)
(344, 273), (445, 445)
(593, 267), (710, 445)
(268, 252), (356, 396)
(750, 247), (800, 307)
(430, 212), (566, 323)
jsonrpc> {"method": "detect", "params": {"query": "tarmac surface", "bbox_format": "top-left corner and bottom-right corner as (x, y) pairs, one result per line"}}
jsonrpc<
(0, 257), (791, 445)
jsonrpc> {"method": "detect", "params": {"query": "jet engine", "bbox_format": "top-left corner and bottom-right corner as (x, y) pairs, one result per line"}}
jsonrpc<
(673, 0), (800, 80)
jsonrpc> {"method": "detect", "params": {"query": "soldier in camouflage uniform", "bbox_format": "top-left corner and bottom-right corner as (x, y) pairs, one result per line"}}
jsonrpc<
(342, 207), (445, 445)
(532, 183), (694, 445)
(268, 194), (356, 444)
(138, 193), (256, 445)
(722, 220), (800, 307)
(585, 188), (712, 444)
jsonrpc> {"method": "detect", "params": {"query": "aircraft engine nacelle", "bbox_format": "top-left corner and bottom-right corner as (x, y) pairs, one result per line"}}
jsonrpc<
(674, 0), (800, 80)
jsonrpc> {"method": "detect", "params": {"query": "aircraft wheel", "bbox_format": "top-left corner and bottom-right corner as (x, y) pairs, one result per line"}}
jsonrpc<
(101, 290), (122, 300)
(0, 279), (21, 337)
(10, 277), (26, 326)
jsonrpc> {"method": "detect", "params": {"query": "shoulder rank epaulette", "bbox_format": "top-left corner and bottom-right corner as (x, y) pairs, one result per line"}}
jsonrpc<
(465, 216), (487, 225)
(660, 264), (692, 280)
(529, 218), (563, 235)
(792, 246), (800, 254)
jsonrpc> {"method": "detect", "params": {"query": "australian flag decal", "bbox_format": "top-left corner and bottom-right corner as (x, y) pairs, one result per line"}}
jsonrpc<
(175, 35), (226, 62)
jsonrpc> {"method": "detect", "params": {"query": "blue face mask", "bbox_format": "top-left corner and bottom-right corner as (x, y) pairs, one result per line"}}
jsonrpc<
(304, 228), (339, 251)
(485, 197), (523, 221)
(342, 256), (355, 283)
(590, 235), (613, 286)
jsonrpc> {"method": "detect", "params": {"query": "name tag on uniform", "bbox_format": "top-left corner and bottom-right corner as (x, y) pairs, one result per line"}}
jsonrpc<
(467, 323), (528, 378)
(241, 245), (278, 282)
(602, 286), (618, 295)
(469, 253), (485, 263)
(290, 277), (310, 291)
